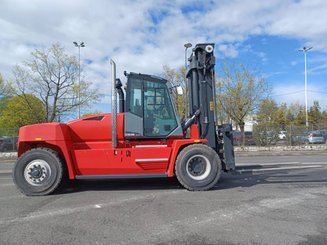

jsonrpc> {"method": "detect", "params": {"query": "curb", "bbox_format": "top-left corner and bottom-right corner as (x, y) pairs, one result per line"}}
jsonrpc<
(235, 150), (327, 157)
(0, 152), (17, 161)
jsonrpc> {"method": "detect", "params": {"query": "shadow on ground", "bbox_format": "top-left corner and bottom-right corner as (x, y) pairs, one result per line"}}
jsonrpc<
(56, 177), (183, 195)
(214, 165), (327, 191)
(53, 164), (327, 195)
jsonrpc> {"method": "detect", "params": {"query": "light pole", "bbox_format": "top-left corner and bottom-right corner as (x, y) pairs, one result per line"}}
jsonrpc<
(298, 46), (313, 127)
(184, 43), (192, 68)
(73, 41), (85, 118)
(184, 43), (192, 117)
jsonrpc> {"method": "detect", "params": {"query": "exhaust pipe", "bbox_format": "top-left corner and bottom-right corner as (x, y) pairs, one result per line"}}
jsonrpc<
(116, 78), (125, 113)
(110, 59), (117, 148)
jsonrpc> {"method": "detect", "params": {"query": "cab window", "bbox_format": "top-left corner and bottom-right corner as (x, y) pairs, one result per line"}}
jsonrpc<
(144, 80), (177, 136)
(128, 78), (143, 117)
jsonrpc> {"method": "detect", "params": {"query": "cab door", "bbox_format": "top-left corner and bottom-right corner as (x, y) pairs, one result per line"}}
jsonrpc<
(124, 73), (182, 139)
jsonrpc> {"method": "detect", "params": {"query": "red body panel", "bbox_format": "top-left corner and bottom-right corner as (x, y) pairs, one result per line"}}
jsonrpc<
(17, 113), (202, 179)
(72, 142), (172, 175)
(18, 123), (76, 178)
(68, 113), (124, 142)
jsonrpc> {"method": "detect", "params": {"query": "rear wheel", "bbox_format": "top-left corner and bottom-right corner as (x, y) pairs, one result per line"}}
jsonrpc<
(13, 148), (64, 196)
(175, 144), (221, 191)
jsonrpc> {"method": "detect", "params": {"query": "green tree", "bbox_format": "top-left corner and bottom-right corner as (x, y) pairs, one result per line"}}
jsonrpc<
(0, 94), (46, 134)
(0, 73), (14, 99)
(285, 106), (295, 124)
(292, 104), (306, 125)
(0, 74), (6, 97)
(162, 65), (187, 119)
(0, 74), (13, 124)
(253, 99), (280, 146)
(275, 103), (287, 128)
(321, 110), (327, 128)
(12, 43), (99, 122)
(281, 102), (305, 126)
(256, 99), (278, 125)
(308, 100), (321, 126)
(217, 62), (270, 146)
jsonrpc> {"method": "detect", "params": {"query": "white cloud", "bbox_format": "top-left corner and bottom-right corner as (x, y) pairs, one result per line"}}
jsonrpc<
(1, 0), (327, 112)
(267, 1), (327, 49)
(218, 44), (239, 58)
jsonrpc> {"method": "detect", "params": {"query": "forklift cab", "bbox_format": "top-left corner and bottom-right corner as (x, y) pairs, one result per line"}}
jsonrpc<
(124, 73), (183, 138)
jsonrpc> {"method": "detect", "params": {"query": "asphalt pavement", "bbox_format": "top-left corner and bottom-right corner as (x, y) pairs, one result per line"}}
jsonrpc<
(1, 154), (327, 245)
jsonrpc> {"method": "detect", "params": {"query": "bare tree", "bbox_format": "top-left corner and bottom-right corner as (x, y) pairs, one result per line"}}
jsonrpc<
(12, 43), (99, 122)
(162, 65), (187, 119)
(0, 74), (5, 97)
(0, 73), (13, 98)
(217, 62), (270, 146)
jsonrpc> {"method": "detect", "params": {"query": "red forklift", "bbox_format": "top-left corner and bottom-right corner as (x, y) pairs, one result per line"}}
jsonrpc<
(13, 43), (235, 196)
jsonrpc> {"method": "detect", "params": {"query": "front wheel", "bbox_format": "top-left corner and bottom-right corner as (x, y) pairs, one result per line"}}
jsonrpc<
(175, 144), (221, 191)
(13, 148), (64, 196)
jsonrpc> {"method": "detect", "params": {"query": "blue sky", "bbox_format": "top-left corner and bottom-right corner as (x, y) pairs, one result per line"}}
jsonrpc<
(227, 35), (327, 108)
(1, 0), (327, 119)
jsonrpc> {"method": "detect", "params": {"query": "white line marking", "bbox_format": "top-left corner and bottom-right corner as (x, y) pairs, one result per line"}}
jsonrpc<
(238, 161), (327, 167)
(0, 171), (12, 174)
(0, 195), (23, 200)
(236, 165), (323, 174)
(237, 162), (300, 166)
(301, 161), (327, 165)
(0, 183), (15, 187)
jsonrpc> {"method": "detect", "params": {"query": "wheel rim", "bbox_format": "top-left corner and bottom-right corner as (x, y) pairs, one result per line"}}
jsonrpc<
(186, 155), (211, 181)
(24, 159), (52, 186)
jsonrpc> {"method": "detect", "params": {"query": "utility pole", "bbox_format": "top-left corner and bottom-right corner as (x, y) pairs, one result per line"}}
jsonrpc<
(73, 41), (85, 118)
(298, 46), (313, 127)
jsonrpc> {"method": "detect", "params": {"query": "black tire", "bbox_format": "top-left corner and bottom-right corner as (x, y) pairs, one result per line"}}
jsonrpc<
(175, 144), (221, 191)
(13, 148), (64, 196)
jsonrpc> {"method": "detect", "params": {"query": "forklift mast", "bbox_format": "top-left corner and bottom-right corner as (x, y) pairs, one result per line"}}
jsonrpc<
(186, 43), (217, 147)
(186, 43), (235, 170)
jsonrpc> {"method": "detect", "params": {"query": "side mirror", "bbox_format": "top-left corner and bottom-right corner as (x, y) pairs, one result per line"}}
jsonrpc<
(176, 86), (183, 95)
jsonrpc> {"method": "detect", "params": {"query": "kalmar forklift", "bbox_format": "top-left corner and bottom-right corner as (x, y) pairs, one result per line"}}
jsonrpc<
(13, 43), (235, 196)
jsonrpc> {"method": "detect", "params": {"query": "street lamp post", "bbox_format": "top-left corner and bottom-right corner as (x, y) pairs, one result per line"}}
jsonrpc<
(184, 43), (192, 117)
(298, 46), (313, 127)
(73, 41), (85, 118)
(184, 43), (192, 68)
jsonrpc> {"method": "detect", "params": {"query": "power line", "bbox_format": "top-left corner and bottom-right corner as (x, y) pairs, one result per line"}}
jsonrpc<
(308, 90), (327, 94)
(272, 90), (304, 97)
(272, 89), (327, 97)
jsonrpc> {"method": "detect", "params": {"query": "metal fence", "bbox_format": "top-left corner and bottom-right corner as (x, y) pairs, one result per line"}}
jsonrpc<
(234, 123), (327, 147)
